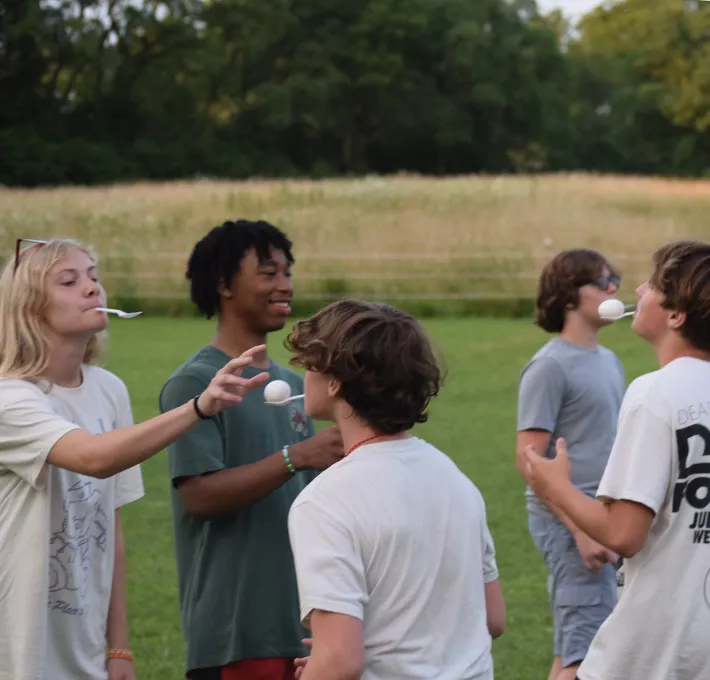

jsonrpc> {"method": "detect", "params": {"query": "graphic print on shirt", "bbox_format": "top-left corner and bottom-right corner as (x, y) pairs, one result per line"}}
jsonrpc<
(48, 416), (109, 617)
(48, 480), (108, 616)
(673, 405), (710, 545)
(288, 402), (308, 435)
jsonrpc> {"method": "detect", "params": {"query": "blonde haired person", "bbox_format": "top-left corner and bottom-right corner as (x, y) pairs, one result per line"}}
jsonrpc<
(0, 238), (269, 680)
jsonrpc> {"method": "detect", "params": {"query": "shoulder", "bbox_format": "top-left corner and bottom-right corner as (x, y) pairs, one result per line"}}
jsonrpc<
(619, 369), (667, 417)
(160, 347), (219, 395)
(597, 344), (624, 367)
(0, 378), (49, 409)
(520, 342), (566, 381)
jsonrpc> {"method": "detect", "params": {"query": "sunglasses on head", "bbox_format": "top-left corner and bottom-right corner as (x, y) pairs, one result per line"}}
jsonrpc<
(584, 274), (621, 291)
(13, 238), (49, 273)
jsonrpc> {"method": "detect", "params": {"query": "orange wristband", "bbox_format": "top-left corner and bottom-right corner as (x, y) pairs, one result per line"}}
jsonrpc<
(107, 649), (133, 662)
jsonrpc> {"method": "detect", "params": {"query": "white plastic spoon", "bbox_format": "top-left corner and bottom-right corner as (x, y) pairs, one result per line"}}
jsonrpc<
(266, 394), (305, 406)
(95, 307), (143, 319)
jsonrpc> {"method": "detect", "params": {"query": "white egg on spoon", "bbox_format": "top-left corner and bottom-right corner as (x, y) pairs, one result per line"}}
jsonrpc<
(598, 299), (635, 321)
(263, 379), (304, 406)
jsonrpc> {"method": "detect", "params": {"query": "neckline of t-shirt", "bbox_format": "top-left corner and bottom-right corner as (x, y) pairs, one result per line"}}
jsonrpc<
(39, 365), (90, 394)
(553, 337), (601, 354)
(345, 435), (422, 457)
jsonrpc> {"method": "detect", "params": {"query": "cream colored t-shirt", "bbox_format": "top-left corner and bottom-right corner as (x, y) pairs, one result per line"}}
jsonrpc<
(0, 378), (79, 680)
(0, 368), (144, 680)
(44, 366), (144, 680)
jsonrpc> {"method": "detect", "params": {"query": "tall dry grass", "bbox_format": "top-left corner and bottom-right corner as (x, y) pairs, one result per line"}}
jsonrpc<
(2, 173), (709, 303)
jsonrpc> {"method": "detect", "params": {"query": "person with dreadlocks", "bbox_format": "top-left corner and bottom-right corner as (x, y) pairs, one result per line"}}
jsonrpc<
(159, 219), (344, 680)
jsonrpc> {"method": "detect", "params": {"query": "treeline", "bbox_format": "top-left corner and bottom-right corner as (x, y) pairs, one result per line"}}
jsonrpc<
(2, 0), (710, 186)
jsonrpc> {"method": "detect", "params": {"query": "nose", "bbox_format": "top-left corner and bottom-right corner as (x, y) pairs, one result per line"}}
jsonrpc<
(608, 280), (618, 295)
(83, 276), (101, 297)
(277, 272), (293, 294)
(636, 282), (646, 298)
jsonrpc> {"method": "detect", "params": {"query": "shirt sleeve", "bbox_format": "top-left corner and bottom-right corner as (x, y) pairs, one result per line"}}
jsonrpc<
(288, 498), (368, 626)
(517, 357), (566, 433)
(159, 373), (226, 484)
(0, 381), (79, 488)
(482, 523), (499, 584)
(112, 379), (145, 509)
(597, 392), (672, 515)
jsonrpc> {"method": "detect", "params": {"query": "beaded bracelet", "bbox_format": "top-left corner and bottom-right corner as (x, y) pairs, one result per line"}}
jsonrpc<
(107, 648), (133, 662)
(282, 445), (296, 476)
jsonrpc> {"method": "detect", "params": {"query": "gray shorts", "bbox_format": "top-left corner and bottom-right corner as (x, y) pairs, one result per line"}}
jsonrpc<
(529, 513), (617, 668)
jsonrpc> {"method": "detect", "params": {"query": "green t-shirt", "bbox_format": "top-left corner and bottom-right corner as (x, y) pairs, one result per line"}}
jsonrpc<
(158, 345), (317, 672)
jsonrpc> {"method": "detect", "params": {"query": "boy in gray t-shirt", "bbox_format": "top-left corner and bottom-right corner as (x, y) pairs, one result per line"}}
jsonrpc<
(516, 249), (626, 680)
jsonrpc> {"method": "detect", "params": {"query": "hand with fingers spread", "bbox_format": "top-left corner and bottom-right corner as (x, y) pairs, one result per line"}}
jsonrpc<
(523, 437), (571, 506)
(194, 344), (270, 418)
(294, 638), (312, 680)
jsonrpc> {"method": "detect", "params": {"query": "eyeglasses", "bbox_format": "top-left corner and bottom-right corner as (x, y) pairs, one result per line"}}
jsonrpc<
(14, 238), (48, 273)
(586, 274), (621, 291)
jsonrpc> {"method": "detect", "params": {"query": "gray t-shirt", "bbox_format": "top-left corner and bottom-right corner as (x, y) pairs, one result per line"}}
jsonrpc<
(517, 338), (626, 519)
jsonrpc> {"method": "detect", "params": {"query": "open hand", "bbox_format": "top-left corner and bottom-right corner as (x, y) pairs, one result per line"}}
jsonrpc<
(523, 437), (571, 505)
(196, 345), (270, 417)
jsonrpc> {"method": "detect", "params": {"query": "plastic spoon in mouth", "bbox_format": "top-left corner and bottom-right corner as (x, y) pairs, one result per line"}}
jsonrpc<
(95, 307), (143, 319)
(267, 394), (305, 406)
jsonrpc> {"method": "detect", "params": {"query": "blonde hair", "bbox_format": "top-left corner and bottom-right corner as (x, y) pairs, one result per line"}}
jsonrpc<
(0, 238), (106, 381)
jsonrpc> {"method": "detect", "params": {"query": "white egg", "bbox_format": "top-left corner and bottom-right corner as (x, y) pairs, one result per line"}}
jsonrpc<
(264, 379), (291, 404)
(598, 298), (625, 320)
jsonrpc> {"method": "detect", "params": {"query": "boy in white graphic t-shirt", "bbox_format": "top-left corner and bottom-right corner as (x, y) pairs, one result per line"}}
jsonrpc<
(285, 300), (505, 680)
(524, 240), (710, 680)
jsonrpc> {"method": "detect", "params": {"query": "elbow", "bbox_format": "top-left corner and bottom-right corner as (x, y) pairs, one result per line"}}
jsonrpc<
(608, 529), (645, 559)
(610, 538), (642, 559)
(178, 480), (223, 520)
(183, 496), (219, 520)
(81, 454), (116, 480)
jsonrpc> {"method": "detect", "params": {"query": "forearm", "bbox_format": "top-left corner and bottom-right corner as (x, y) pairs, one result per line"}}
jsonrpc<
(546, 498), (583, 537)
(182, 450), (295, 518)
(551, 482), (615, 547)
(53, 400), (201, 478)
(107, 511), (130, 650)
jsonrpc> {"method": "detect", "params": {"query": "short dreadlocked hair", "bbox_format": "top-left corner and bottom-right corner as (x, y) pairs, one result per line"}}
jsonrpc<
(186, 219), (294, 318)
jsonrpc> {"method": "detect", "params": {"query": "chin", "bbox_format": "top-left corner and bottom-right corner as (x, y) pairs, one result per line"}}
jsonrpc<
(263, 319), (287, 334)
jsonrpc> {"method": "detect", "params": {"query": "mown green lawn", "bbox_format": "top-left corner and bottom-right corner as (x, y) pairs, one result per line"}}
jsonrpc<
(106, 316), (657, 679)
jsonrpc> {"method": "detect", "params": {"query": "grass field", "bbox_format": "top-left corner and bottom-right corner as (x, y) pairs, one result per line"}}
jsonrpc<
(2, 174), (710, 307)
(106, 314), (659, 680)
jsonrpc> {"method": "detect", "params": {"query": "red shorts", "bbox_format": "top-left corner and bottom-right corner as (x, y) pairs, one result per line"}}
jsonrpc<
(187, 658), (296, 680)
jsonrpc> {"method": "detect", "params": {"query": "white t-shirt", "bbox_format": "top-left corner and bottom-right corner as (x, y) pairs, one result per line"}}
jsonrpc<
(288, 437), (499, 680)
(578, 357), (710, 680)
(0, 367), (144, 680)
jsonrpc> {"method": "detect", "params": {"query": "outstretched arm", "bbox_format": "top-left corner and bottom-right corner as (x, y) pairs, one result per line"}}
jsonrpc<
(45, 346), (269, 478)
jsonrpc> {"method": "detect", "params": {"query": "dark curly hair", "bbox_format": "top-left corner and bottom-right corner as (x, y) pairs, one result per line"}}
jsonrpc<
(649, 240), (710, 351)
(285, 300), (445, 434)
(535, 249), (619, 333)
(186, 219), (294, 319)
